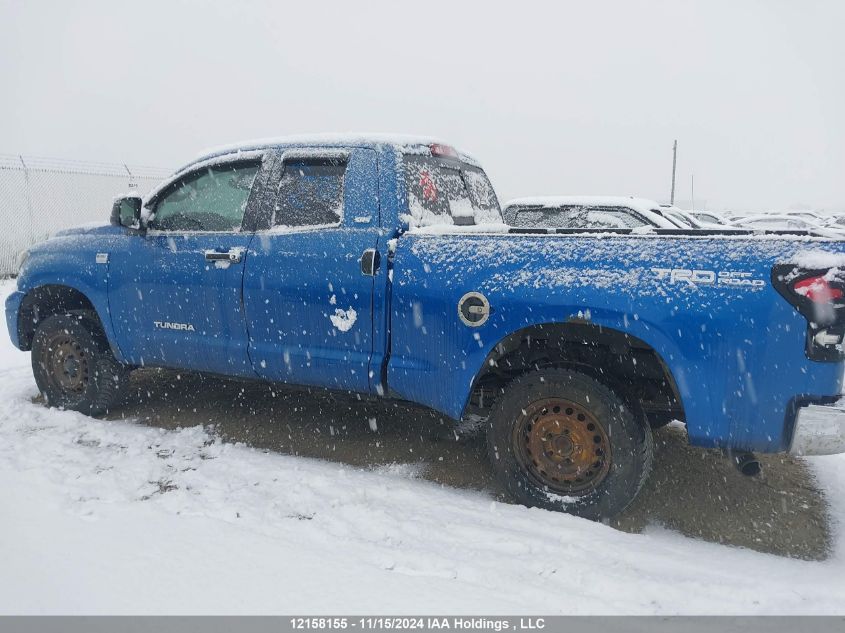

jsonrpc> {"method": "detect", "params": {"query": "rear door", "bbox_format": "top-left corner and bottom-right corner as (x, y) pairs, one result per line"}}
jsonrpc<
(107, 154), (271, 376)
(243, 147), (381, 392)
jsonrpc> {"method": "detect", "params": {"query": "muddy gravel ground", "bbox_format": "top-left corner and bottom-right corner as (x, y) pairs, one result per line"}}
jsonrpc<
(106, 368), (833, 561)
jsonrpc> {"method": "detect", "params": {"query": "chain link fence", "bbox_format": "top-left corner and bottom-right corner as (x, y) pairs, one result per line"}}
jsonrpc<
(0, 154), (173, 276)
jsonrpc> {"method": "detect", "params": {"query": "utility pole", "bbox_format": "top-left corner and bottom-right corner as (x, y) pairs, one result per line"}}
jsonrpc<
(691, 174), (695, 211)
(20, 155), (34, 245)
(670, 140), (678, 205)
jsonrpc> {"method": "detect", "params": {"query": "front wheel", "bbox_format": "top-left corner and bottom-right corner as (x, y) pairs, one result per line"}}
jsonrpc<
(486, 368), (653, 521)
(31, 312), (129, 416)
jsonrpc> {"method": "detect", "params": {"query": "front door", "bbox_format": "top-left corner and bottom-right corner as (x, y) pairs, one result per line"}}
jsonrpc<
(108, 156), (269, 376)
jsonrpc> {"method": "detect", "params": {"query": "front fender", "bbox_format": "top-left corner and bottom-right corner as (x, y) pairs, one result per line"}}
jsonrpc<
(13, 235), (126, 363)
(4, 288), (25, 349)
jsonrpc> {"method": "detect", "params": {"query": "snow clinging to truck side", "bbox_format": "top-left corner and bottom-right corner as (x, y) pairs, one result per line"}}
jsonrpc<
(330, 307), (357, 332)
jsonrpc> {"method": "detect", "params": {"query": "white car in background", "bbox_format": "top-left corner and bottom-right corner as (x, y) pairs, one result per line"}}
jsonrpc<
(655, 205), (728, 229)
(723, 211), (758, 223)
(776, 210), (834, 224)
(729, 214), (841, 235)
(655, 205), (698, 228)
(502, 196), (684, 230)
(691, 211), (727, 225)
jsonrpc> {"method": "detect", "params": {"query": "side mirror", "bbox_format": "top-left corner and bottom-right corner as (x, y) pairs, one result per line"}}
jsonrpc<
(110, 194), (144, 230)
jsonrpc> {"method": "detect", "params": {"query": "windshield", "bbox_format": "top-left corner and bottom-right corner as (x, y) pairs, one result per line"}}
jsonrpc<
(402, 155), (502, 227)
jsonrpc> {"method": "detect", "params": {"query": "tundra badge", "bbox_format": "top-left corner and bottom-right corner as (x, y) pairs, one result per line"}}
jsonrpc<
(154, 321), (196, 332)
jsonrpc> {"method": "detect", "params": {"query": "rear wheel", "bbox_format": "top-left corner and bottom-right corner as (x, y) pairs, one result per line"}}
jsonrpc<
(31, 312), (129, 415)
(486, 368), (653, 520)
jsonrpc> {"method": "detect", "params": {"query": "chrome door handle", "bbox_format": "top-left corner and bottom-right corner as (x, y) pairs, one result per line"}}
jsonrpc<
(204, 249), (243, 264)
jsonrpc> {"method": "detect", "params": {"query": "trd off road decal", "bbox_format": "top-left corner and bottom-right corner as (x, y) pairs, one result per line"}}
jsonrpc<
(652, 268), (765, 289)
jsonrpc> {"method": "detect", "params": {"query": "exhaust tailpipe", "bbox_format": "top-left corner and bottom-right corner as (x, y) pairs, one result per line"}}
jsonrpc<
(733, 452), (761, 477)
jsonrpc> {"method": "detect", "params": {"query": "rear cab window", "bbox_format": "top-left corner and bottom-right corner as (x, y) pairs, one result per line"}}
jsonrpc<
(402, 153), (502, 227)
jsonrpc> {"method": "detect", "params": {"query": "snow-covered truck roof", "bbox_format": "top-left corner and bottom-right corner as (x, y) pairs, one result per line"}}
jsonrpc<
(189, 134), (476, 169)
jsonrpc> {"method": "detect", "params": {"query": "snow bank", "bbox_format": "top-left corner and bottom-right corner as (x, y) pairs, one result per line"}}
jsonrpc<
(2, 280), (845, 614)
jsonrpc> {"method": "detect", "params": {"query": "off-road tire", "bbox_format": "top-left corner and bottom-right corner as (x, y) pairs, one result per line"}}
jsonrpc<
(486, 368), (653, 521)
(31, 311), (129, 416)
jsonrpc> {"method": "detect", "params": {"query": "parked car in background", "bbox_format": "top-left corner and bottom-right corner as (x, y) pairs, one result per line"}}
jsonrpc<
(777, 210), (834, 224)
(729, 214), (840, 236)
(691, 211), (727, 225)
(503, 196), (682, 230)
(827, 216), (845, 231)
(723, 212), (754, 223)
(656, 205), (709, 229)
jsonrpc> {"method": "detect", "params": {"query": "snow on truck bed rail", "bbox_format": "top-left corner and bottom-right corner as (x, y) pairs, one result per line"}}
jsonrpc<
(408, 223), (845, 243)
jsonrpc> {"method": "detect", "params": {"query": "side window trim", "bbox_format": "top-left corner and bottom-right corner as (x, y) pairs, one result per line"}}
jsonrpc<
(144, 152), (268, 234)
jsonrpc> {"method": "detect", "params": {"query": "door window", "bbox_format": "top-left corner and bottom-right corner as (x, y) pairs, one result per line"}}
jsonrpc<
(273, 158), (347, 227)
(149, 162), (260, 232)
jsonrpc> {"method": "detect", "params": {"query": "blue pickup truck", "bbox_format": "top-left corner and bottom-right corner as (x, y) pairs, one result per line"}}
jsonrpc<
(6, 135), (845, 520)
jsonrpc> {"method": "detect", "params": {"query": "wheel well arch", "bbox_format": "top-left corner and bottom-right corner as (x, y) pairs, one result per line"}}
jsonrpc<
(17, 284), (100, 351)
(467, 321), (685, 427)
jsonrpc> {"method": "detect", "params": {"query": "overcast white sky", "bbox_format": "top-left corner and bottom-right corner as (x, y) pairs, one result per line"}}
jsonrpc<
(1, 0), (843, 211)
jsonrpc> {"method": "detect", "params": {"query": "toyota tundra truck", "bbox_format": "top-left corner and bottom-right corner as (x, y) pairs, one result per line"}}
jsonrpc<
(6, 135), (845, 520)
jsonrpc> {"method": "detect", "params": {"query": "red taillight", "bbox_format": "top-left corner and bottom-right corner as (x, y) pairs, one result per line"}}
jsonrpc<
(793, 275), (844, 303)
(429, 143), (458, 158)
(773, 265), (845, 352)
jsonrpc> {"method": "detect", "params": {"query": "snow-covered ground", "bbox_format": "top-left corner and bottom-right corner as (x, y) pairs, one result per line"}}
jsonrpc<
(1, 279), (845, 615)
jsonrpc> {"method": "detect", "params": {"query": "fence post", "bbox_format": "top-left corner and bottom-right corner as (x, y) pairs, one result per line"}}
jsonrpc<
(123, 163), (137, 190)
(19, 155), (34, 246)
